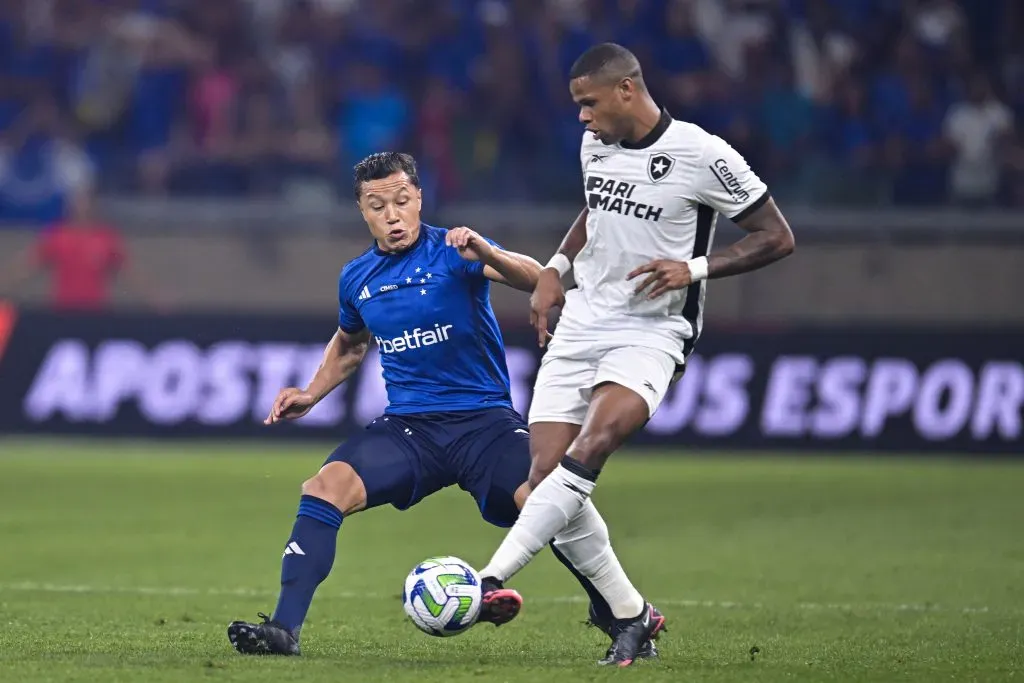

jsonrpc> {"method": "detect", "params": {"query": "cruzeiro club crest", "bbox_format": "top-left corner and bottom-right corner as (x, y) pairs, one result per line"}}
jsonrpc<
(648, 153), (675, 183)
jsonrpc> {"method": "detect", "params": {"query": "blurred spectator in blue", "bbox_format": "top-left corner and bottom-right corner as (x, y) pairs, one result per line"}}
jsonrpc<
(870, 35), (926, 138)
(755, 58), (816, 197)
(337, 61), (409, 173)
(818, 78), (880, 202)
(654, 0), (712, 78)
(689, 75), (754, 157)
(0, 0), (60, 133)
(0, 96), (94, 225)
(232, 89), (285, 196)
(469, 8), (548, 201)
(822, 79), (876, 171)
(885, 78), (948, 205)
(0, 0), (1018, 208)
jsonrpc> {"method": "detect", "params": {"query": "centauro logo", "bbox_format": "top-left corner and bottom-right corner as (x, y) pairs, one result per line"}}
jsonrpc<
(376, 324), (454, 354)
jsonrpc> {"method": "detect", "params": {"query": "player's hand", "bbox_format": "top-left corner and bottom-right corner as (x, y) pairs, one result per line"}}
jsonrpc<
(627, 259), (694, 299)
(446, 226), (494, 263)
(264, 387), (317, 425)
(530, 268), (565, 348)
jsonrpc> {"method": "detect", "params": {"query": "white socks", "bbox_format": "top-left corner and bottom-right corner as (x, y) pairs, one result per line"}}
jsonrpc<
(553, 499), (645, 619)
(480, 463), (593, 582)
(479, 461), (645, 619)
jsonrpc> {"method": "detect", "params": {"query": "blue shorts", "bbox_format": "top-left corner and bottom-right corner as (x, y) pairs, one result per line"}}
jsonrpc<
(325, 407), (530, 528)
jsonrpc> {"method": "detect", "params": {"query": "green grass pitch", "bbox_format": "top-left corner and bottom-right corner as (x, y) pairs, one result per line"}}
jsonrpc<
(0, 439), (1022, 682)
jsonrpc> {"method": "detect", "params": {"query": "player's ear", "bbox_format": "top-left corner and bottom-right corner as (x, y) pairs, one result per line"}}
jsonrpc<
(618, 77), (635, 101)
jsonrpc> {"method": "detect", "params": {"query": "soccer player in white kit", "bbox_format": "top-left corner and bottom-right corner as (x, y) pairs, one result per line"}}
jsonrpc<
(478, 44), (796, 666)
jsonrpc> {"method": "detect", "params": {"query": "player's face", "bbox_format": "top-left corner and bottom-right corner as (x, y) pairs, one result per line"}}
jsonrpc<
(571, 75), (633, 145)
(358, 172), (423, 253)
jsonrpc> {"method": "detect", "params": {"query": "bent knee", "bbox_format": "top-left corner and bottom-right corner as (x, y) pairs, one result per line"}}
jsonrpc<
(301, 462), (367, 515)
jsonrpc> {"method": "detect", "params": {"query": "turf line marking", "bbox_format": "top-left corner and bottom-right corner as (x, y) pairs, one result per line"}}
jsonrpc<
(0, 582), (994, 615)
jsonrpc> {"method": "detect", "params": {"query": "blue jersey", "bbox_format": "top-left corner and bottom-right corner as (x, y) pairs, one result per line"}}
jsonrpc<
(338, 224), (513, 415)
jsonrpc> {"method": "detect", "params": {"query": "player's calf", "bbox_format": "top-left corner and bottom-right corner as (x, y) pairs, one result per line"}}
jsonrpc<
(227, 462), (366, 654)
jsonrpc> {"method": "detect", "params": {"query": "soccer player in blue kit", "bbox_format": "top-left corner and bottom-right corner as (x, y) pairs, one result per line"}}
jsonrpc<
(227, 152), (662, 660)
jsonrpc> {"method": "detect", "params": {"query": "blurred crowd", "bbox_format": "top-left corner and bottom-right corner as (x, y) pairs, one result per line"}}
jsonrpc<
(1, 0), (1023, 225)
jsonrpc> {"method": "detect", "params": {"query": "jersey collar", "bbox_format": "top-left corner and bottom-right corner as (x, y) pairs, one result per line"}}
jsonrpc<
(620, 107), (673, 150)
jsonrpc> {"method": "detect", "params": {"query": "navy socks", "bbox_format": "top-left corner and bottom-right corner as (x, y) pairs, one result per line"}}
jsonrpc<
(271, 495), (343, 635)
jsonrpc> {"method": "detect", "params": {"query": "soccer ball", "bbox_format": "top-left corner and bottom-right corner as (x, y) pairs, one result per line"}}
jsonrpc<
(402, 556), (482, 637)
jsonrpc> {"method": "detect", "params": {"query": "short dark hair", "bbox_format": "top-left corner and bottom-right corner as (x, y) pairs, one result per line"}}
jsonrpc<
(569, 43), (644, 87)
(353, 152), (420, 199)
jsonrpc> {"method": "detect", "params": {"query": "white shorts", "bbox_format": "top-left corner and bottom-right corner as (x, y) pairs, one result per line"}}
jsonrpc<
(527, 341), (680, 426)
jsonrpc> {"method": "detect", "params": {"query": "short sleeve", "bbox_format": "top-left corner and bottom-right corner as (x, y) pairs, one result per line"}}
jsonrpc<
(692, 135), (770, 221)
(337, 270), (365, 334)
(447, 235), (502, 278)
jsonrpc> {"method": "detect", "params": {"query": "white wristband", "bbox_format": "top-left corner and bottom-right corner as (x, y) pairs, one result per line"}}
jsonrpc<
(545, 253), (572, 277)
(686, 256), (709, 282)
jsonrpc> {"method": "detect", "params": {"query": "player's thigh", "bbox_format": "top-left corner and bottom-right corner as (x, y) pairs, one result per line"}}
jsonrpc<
(460, 418), (532, 529)
(527, 349), (594, 428)
(570, 346), (677, 469)
(322, 418), (447, 515)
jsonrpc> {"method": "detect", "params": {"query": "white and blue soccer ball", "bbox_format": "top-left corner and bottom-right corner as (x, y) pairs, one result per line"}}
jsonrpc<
(402, 556), (482, 637)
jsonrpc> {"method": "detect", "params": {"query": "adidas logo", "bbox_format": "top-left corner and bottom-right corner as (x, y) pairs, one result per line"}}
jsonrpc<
(357, 286), (371, 301)
(283, 541), (305, 557)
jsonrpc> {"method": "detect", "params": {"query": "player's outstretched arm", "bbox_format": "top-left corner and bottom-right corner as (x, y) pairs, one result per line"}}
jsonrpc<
(264, 327), (369, 425)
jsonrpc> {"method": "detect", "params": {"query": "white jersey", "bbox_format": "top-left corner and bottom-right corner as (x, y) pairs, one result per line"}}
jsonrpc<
(554, 110), (769, 364)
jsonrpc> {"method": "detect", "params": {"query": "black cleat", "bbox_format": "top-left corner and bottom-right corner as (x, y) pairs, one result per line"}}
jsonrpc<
(587, 601), (663, 660)
(227, 612), (300, 656)
(478, 577), (522, 626)
(596, 603), (666, 667)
